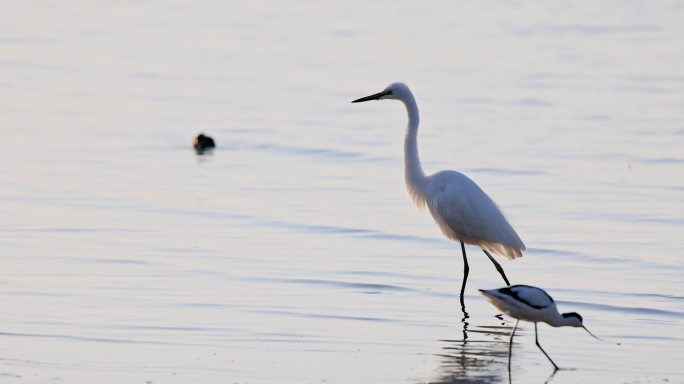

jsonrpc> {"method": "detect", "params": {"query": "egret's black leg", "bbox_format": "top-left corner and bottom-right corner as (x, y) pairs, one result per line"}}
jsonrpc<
(459, 241), (469, 308)
(483, 249), (511, 286)
(535, 323), (559, 371)
(508, 319), (519, 381)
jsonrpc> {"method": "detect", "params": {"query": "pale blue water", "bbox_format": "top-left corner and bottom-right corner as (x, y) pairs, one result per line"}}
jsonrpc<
(1, 1), (683, 383)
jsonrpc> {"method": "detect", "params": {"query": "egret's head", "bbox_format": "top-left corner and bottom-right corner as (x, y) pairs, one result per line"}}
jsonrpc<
(352, 82), (412, 103)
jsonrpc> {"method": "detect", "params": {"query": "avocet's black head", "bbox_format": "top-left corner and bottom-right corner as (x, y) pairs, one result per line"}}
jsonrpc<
(562, 312), (583, 326)
(351, 82), (412, 103)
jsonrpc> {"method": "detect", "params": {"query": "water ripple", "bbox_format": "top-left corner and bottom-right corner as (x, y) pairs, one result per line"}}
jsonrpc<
(223, 140), (391, 163)
(254, 276), (418, 294)
(255, 309), (401, 323)
(558, 300), (684, 318)
(0, 332), (209, 347)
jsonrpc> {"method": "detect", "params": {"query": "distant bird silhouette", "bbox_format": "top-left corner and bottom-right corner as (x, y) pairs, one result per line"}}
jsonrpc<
(193, 133), (216, 153)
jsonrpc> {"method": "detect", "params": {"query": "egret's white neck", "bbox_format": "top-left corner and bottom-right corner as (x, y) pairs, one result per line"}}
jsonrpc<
(401, 93), (428, 208)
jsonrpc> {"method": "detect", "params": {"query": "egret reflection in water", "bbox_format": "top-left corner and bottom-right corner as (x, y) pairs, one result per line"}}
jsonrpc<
(432, 323), (511, 384)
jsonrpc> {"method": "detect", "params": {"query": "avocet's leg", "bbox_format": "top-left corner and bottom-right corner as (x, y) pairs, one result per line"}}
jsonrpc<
(508, 319), (519, 375)
(483, 249), (511, 286)
(459, 241), (469, 307)
(535, 323), (559, 371)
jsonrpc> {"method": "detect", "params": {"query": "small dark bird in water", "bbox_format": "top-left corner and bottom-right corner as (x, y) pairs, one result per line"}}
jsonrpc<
(193, 133), (215, 153)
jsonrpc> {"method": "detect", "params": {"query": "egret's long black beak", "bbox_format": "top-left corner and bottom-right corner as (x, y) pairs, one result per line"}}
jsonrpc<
(582, 325), (602, 340)
(352, 90), (389, 103)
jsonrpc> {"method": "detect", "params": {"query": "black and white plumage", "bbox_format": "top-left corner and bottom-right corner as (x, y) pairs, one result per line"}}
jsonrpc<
(480, 285), (599, 370)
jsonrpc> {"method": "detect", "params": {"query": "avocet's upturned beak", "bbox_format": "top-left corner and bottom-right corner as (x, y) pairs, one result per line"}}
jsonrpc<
(582, 325), (602, 340)
(351, 90), (389, 103)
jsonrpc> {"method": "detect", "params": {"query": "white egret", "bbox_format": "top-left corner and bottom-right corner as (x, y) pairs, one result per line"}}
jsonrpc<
(480, 285), (600, 370)
(352, 83), (525, 301)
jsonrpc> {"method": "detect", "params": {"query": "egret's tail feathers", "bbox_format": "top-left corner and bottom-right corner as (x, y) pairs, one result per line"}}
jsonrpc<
(483, 242), (524, 260)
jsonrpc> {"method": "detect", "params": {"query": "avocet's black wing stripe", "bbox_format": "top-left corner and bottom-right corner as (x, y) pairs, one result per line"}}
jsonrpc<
(497, 285), (554, 310)
(512, 284), (554, 303)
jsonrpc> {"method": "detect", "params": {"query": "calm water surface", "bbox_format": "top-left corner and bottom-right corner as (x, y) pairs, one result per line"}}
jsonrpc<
(2, 1), (683, 383)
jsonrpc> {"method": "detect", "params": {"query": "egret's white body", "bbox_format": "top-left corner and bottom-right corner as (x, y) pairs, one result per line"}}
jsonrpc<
(480, 285), (598, 370)
(353, 82), (525, 299)
(424, 170), (524, 259)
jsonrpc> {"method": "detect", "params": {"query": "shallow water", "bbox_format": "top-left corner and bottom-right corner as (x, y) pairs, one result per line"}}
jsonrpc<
(2, 1), (683, 383)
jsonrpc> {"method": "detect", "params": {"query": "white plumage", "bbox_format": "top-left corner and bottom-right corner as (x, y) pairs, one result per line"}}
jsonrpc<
(353, 82), (525, 299)
(426, 170), (525, 260)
